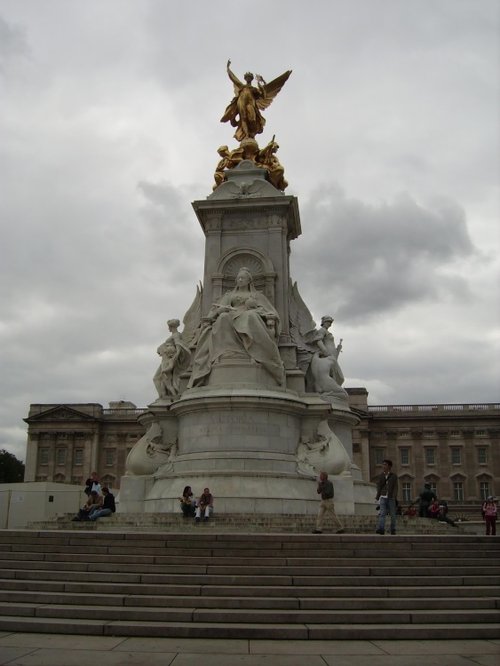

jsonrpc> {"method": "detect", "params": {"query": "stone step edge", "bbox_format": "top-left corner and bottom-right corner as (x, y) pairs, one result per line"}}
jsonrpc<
(0, 616), (498, 640)
(0, 592), (496, 607)
(0, 604), (499, 622)
(1, 600), (498, 614)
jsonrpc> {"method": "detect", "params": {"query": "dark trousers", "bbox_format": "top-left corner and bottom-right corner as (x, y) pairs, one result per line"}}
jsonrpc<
(485, 516), (496, 535)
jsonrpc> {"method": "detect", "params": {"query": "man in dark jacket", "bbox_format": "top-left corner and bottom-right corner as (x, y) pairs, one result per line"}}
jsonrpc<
(375, 459), (398, 535)
(312, 471), (344, 534)
(416, 483), (437, 517)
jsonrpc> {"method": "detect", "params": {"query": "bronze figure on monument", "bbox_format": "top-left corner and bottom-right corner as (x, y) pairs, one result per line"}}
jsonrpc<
(221, 59), (292, 142)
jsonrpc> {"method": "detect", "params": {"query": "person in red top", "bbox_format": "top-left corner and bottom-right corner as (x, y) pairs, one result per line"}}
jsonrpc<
(482, 496), (497, 536)
(428, 498), (440, 520)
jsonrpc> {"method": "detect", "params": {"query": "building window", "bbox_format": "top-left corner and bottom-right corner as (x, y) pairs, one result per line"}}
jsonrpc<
(475, 430), (486, 437)
(480, 481), (490, 500)
(105, 449), (115, 467)
(426, 481), (438, 495)
(74, 449), (83, 466)
(450, 430), (461, 438)
(425, 448), (436, 465)
(423, 431), (434, 439)
(374, 448), (385, 465)
(40, 448), (49, 465)
(453, 482), (464, 501)
(101, 474), (116, 488)
(451, 447), (461, 465)
(402, 482), (412, 502)
(399, 448), (409, 465)
(397, 431), (410, 439)
(56, 448), (66, 466)
(477, 448), (488, 464)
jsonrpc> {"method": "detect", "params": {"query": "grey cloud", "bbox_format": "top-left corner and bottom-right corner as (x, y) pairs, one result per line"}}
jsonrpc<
(0, 14), (28, 63)
(137, 179), (205, 280)
(291, 185), (477, 322)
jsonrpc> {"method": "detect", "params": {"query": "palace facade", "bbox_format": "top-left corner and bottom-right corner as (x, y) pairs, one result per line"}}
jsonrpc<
(24, 392), (499, 509)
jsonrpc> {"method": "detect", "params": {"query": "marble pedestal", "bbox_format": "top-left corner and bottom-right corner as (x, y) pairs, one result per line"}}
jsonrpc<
(119, 387), (375, 516)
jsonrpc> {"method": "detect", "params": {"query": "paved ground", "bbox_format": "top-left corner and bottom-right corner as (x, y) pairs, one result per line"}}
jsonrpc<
(0, 633), (498, 665)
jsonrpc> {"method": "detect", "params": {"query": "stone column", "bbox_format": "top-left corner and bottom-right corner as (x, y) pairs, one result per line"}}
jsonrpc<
(90, 429), (99, 474)
(24, 432), (39, 482)
(66, 433), (74, 483)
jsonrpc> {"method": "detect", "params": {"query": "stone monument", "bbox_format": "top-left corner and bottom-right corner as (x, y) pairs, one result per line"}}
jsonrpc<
(119, 61), (374, 515)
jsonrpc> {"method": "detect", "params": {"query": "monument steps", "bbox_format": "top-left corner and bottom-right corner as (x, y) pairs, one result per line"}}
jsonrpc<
(0, 530), (498, 639)
(27, 511), (465, 534)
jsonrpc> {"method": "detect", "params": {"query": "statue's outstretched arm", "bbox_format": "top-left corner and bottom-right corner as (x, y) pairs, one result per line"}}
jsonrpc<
(226, 59), (243, 89)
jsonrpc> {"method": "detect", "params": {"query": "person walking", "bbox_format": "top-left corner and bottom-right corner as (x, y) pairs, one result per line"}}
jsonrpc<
(375, 459), (398, 535)
(482, 496), (497, 536)
(312, 471), (344, 534)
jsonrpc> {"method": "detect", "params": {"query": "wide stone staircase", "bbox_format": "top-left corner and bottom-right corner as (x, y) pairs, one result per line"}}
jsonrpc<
(28, 511), (467, 534)
(0, 529), (498, 639)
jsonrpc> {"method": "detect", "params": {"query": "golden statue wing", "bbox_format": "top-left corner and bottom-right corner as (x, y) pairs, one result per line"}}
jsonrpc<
(257, 70), (292, 111)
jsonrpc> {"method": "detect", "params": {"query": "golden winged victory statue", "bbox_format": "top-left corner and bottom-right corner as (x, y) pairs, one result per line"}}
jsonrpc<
(221, 59), (292, 142)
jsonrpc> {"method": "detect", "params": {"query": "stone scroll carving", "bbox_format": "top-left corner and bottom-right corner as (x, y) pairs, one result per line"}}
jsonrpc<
(296, 420), (351, 477)
(125, 422), (176, 476)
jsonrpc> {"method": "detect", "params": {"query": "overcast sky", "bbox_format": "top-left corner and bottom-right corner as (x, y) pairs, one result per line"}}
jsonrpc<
(1, 0), (498, 462)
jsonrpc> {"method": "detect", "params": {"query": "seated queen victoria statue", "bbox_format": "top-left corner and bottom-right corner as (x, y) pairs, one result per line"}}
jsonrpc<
(188, 267), (285, 388)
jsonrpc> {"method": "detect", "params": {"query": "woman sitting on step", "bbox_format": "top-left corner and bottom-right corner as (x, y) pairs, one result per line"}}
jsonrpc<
(179, 486), (196, 517)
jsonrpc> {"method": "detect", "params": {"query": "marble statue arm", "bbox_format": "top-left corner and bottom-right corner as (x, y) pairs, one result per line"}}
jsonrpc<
(316, 338), (329, 357)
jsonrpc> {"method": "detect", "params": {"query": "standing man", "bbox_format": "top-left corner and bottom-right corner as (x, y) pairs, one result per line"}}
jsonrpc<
(313, 471), (344, 534)
(415, 483), (437, 517)
(375, 459), (398, 535)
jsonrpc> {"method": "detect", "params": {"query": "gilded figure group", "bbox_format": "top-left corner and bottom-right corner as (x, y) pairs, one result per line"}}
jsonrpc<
(215, 60), (291, 191)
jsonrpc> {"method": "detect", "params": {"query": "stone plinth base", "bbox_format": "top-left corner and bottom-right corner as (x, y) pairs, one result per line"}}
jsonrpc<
(120, 387), (375, 516)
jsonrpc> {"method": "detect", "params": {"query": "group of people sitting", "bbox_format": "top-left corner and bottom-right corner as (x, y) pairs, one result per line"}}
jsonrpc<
(406, 484), (456, 526)
(179, 485), (214, 523)
(72, 472), (116, 522)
